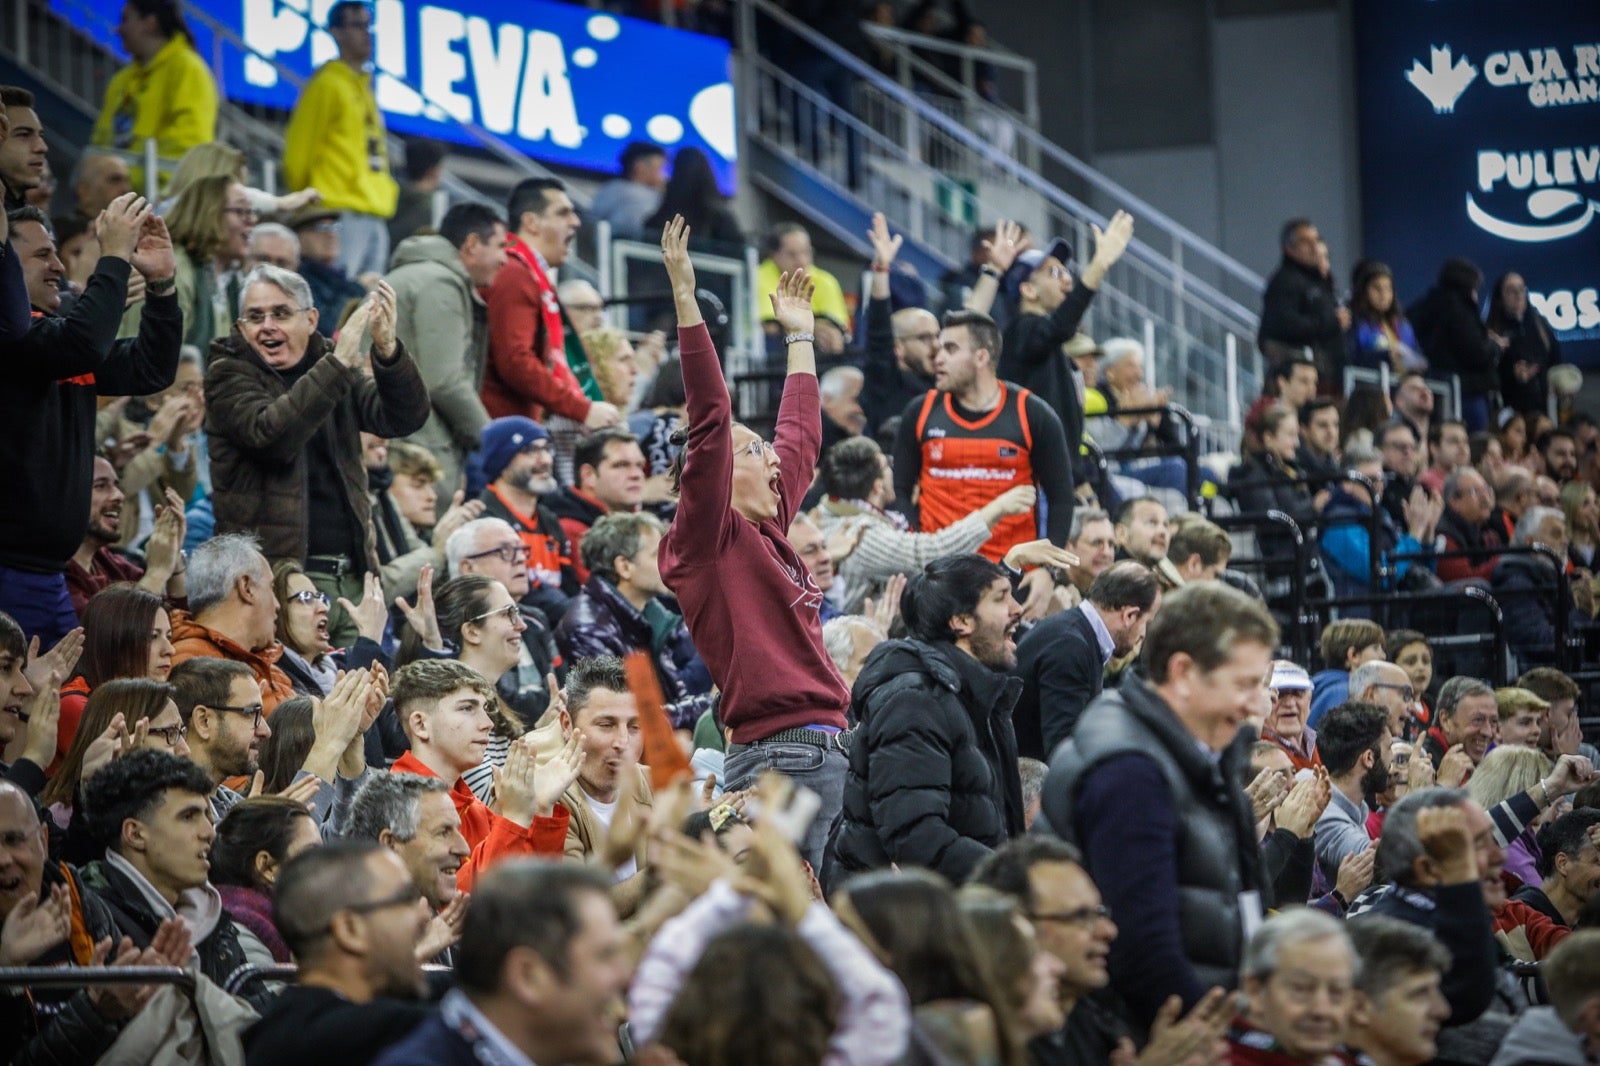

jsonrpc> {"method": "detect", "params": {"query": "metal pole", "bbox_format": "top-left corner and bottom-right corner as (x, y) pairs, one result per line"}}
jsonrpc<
(143, 138), (159, 200)
(1142, 317), (1157, 387)
(1225, 334), (1240, 434)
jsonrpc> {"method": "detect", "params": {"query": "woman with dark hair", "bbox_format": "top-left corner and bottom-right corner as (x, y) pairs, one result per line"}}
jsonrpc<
(39, 678), (187, 856)
(1406, 256), (1506, 432)
(630, 821), (908, 1065)
(271, 560), (389, 696)
(211, 796), (321, 966)
(1346, 260), (1424, 374)
(1488, 272), (1561, 416)
(833, 868), (1027, 1066)
(255, 695), (317, 795)
(643, 147), (744, 253)
(55, 583), (175, 767)
(1340, 383), (1392, 452)
(90, 0), (218, 163)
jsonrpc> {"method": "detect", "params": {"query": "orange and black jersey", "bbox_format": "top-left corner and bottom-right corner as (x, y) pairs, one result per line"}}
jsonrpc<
(893, 384), (1074, 562)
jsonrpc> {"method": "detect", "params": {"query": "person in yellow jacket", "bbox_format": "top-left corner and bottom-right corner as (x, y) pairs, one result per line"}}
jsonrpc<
(755, 221), (853, 352)
(92, 0), (218, 191)
(283, 1), (399, 279)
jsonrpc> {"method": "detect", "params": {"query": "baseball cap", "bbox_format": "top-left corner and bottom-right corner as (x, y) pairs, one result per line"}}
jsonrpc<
(1269, 661), (1312, 693)
(1005, 237), (1076, 300)
(480, 416), (551, 482)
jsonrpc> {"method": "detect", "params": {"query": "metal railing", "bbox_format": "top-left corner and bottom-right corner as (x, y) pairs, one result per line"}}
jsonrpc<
(738, 0), (1265, 443)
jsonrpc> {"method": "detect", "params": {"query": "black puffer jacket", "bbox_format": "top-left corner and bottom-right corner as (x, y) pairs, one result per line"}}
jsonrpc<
(1408, 284), (1500, 397)
(829, 639), (1025, 884)
(0, 862), (125, 1066)
(1258, 257), (1344, 381)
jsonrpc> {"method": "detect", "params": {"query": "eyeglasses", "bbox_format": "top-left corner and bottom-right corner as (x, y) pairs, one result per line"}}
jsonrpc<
(467, 603), (521, 626)
(465, 544), (530, 564)
(1030, 905), (1112, 927)
(310, 884), (422, 937)
(736, 439), (776, 459)
(147, 723), (185, 747)
(223, 206), (259, 221)
(207, 703), (266, 729)
(240, 305), (308, 326)
(1372, 682), (1417, 702)
(565, 302), (604, 314)
(288, 589), (331, 608)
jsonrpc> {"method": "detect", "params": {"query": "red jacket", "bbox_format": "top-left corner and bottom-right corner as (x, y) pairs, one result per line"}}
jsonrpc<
(482, 239), (591, 424)
(1493, 897), (1570, 961)
(390, 750), (570, 892)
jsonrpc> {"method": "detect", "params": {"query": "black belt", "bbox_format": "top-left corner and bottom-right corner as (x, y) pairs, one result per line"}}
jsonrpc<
(729, 727), (848, 753)
(305, 554), (357, 577)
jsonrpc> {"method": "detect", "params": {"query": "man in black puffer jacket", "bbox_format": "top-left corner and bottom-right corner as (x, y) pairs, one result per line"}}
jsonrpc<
(828, 553), (1025, 886)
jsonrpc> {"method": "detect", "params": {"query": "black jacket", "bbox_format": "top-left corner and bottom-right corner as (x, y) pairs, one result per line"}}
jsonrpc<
(1011, 605), (1104, 760)
(1408, 284), (1501, 397)
(243, 984), (430, 1066)
(2, 258), (181, 571)
(998, 283), (1097, 467)
(858, 294), (932, 435)
(1258, 257), (1343, 381)
(79, 858), (274, 1009)
(1493, 309), (1561, 415)
(0, 862), (126, 1066)
(1226, 451), (1319, 567)
(830, 639), (1025, 884)
(1491, 553), (1567, 672)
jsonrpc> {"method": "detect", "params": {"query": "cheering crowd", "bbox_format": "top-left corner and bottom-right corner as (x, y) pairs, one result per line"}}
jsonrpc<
(3, 0), (1600, 1064)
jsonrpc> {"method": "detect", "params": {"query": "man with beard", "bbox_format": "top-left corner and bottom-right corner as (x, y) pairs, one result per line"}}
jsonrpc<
(64, 454), (186, 614)
(1012, 561), (1161, 759)
(477, 416), (580, 622)
(1113, 496), (1169, 568)
(830, 553), (1027, 884)
(242, 842), (433, 1066)
(1539, 428), (1580, 485)
(1312, 701), (1390, 886)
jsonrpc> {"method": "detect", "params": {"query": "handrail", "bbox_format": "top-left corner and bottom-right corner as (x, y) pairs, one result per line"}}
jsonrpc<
(744, 0), (1264, 300)
(0, 965), (195, 992)
(859, 22), (1039, 129)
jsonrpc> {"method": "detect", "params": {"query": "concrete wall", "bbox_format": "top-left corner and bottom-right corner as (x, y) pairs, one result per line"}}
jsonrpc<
(977, 0), (1362, 283)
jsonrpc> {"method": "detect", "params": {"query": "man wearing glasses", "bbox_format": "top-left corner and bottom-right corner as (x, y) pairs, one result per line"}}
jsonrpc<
(476, 415), (581, 623)
(204, 264), (428, 647)
(1350, 659), (1422, 743)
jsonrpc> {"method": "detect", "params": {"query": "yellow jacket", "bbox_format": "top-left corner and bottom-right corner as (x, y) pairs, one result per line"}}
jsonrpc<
(282, 61), (398, 217)
(91, 36), (218, 171)
(756, 258), (852, 332)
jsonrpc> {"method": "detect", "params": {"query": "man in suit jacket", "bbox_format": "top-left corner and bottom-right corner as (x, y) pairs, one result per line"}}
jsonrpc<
(1013, 561), (1161, 759)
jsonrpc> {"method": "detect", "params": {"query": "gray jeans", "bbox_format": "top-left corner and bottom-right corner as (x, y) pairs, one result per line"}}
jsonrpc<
(722, 737), (847, 879)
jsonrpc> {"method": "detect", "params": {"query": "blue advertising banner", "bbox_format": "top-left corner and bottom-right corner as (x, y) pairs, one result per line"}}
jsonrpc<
(1353, 1), (1599, 367)
(72, 0), (736, 190)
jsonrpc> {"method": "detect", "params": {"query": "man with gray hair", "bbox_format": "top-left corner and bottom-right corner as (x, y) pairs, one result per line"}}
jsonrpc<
(1229, 908), (1358, 1065)
(205, 265), (428, 645)
(170, 531), (296, 711)
(246, 221), (300, 272)
(822, 614), (885, 687)
(820, 364), (867, 454)
(1349, 658), (1418, 740)
(1492, 505), (1575, 674)
(1422, 676), (1498, 772)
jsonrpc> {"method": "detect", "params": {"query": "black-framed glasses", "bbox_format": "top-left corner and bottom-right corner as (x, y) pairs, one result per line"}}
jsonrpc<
(1030, 905), (1112, 926)
(1372, 682), (1417, 702)
(287, 589), (331, 608)
(465, 544), (529, 564)
(467, 603), (521, 626)
(311, 884), (422, 936)
(147, 723), (185, 747)
(240, 305), (308, 326)
(207, 703), (266, 729)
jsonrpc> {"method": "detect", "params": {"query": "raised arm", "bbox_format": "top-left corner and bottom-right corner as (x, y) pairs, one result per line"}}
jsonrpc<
(965, 219), (1022, 316)
(661, 217), (731, 554)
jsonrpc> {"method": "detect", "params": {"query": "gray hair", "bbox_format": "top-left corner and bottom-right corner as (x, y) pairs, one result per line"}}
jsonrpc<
(1375, 787), (1471, 886)
(1342, 442), (1381, 468)
(69, 149), (123, 193)
(822, 615), (885, 676)
(248, 222), (300, 258)
(345, 772), (450, 843)
(556, 279), (600, 306)
(240, 263), (314, 314)
(1514, 506), (1566, 547)
(178, 345), (203, 368)
(186, 532), (268, 615)
(1442, 465), (1485, 502)
(1436, 675), (1494, 721)
(1348, 659), (1396, 700)
(1069, 507), (1111, 544)
(445, 517), (516, 577)
(580, 512), (665, 585)
(820, 365), (865, 400)
(1099, 337), (1143, 369)
(1018, 757), (1048, 813)
(1242, 907), (1357, 982)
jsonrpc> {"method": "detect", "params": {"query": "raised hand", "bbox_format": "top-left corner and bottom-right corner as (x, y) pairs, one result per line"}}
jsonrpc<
(331, 296), (376, 370)
(1335, 846), (1377, 903)
(339, 573), (389, 645)
(0, 883), (72, 965)
(1544, 753), (1597, 799)
(129, 214), (176, 284)
(1275, 768), (1332, 838)
(654, 829), (737, 898)
(493, 734), (544, 826)
(415, 892), (469, 961)
(18, 666), (63, 769)
(367, 279), (398, 358)
(867, 212), (904, 270)
(145, 916), (192, 968)
(431, 491), (486, 547)
(1245, 768), (1291, 823)
(1003, 538), (1080, 573)
(535, 729), (586, 816)
(1135, 988), (1231, 1066)
(24, 629), (84, 698)
(1436, 744), (1474, 788)
(142, 494), (186, 584)
(275, 772), (322, 809)
(583, 401), (623, 429)
(80, 713), (131, 781)
(395, 564), (443, 648)
(1091, 210), (1135, 267)
(983, 219), (1024, 273)
(732, 818), (812, 926)
(95, 193), (153, 262)
(769, 269), (816, 336)
(661, 215), (697, 295)
(865, 572), (907, 634)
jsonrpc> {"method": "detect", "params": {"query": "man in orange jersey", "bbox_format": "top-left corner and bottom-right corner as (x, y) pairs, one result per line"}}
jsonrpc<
(894, 309), (1075, 610)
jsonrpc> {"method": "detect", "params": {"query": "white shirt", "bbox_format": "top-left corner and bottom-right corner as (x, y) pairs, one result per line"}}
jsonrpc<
(584, 793), (638, 883)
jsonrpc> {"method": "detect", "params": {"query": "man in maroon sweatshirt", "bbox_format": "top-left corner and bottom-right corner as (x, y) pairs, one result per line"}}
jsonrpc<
(656, 216), (850, 875)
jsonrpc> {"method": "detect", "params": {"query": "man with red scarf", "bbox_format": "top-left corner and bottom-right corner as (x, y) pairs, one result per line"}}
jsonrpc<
(482, 177), (620, 433)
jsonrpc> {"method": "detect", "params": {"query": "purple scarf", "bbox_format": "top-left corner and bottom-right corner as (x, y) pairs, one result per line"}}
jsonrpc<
(217, 884), (291, 963)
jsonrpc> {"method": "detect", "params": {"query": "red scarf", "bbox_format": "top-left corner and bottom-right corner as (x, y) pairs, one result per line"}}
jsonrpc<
(504, 236), (577, 392)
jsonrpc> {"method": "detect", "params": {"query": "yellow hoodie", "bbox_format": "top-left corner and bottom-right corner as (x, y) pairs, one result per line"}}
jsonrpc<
(283, 60), (399, 217)
(91, 35), (218, 174)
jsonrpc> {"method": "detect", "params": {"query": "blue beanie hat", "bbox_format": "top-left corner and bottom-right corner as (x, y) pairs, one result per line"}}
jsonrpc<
(480, 416), (551, 481)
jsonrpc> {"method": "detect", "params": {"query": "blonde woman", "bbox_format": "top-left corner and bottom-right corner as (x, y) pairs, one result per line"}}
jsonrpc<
(1467, 744), (1554, 887)
(159, 141), (319, 217)
(160, 175), (256, 349)
(581, 327), (641, 412)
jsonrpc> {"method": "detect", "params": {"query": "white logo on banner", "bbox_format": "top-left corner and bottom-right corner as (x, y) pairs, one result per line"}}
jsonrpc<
(1469, 147), (1600, 242)
(1407, 45), (1477, 112)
